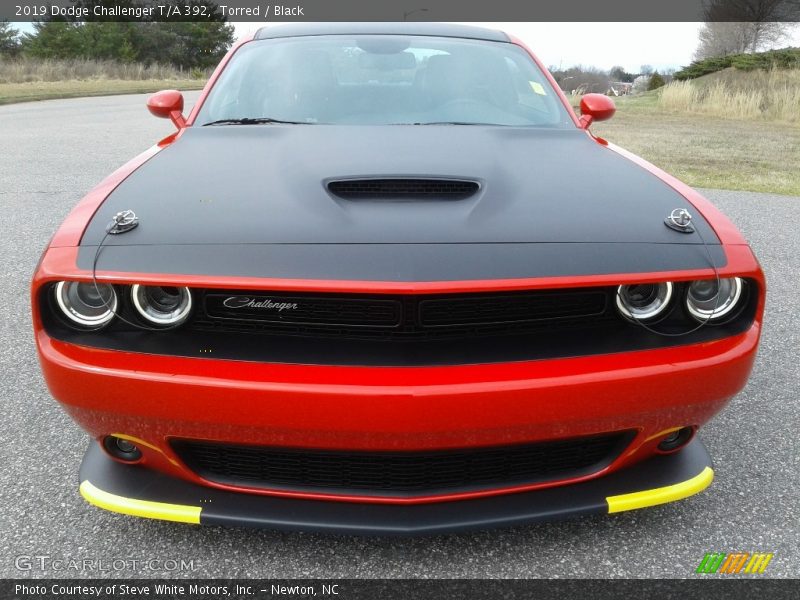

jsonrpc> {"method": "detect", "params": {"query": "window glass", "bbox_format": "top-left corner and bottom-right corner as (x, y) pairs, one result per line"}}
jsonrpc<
(197, 35), (573, 127)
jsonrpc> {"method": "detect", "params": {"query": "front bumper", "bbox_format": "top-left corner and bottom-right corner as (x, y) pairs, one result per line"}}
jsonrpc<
(80, 437), (714, 534)
(38, 325), (757, 504)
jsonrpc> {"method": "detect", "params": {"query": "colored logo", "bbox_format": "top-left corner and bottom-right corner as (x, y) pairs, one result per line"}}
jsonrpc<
(696, 552), (774, 574)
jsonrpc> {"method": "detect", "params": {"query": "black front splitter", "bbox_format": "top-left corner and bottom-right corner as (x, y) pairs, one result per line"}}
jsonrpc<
(79, 439), (713, 535)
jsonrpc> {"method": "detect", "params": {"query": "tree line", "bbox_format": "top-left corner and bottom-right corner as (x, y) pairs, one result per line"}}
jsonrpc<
(695, 0), (797, 60)
(549, 65), (669, 95)
(0, 1), (234, 70)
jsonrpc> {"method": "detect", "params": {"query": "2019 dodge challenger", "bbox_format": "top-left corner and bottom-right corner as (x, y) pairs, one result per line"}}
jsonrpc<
(32, 23), (765, 534)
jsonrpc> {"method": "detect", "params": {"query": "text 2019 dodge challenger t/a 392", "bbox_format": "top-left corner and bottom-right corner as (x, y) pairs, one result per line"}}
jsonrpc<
(31, 23), (764, 534)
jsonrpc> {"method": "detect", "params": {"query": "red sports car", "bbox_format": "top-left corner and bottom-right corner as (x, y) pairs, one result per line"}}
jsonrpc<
(32, 23), (764, 533)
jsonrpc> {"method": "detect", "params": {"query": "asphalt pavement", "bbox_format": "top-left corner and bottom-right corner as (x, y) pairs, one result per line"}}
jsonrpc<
(0, 93), (797, 578)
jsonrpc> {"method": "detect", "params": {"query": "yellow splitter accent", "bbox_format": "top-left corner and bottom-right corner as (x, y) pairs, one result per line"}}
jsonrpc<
(79, 466), (713, 526)
(606, 466), (714, 513)
(79, 480), (202, 524)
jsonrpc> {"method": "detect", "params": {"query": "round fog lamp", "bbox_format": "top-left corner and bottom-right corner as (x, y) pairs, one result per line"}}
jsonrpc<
(686, 277), (743, 322)
(131, 284), (193, 327)
(657, 427), (694, 453)
(54, 281), (117, 329)
(103, 435), (142, 462)
(115, 438), (137, 453)
(616, 282), (673, 322)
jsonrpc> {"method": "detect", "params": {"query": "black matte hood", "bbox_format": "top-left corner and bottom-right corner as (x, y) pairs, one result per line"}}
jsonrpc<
(81, 126), (717, 247)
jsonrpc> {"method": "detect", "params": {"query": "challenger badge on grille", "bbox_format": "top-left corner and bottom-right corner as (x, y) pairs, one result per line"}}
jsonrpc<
(222, 297), (299, 311)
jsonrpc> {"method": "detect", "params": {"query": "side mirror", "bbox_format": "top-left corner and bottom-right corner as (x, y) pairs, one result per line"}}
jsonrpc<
(147, 90), (186, 129)
(579, 93), (616, 128)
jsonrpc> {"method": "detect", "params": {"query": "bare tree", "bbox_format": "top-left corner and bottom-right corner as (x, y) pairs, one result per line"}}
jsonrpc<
(695, 0), (798, 59)
(703, 0), (796, 21)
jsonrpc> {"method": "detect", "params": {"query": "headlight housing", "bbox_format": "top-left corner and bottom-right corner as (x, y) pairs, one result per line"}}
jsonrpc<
(54, 281), (117, 329)
(131, 284), (192, 327)
(686, 277), (744, 322)
(615, 282), (673, 322)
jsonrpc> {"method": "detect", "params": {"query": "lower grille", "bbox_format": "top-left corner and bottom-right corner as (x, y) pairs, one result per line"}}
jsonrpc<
(172, 432), (631, 497)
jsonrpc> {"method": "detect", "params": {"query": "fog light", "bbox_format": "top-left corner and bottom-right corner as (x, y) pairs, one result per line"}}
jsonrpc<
(103, 435), (142, 462)
(115, 438), (136, 453)
(657, 427), (694, 453)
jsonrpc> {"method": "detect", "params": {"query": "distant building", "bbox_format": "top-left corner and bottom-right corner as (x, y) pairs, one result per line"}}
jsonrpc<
(607, 82), (634, 96)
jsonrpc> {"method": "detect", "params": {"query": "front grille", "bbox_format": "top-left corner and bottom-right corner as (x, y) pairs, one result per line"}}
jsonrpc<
(420, 291), (606, 327)
(194, 288), (610, 341)
(327, 178), (479, 199)
(171, 432), (631, 496)
(41, 278), (759, 367)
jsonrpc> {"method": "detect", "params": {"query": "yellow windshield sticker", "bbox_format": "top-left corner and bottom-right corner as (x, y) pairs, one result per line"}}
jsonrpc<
(530, 81), (547, 95)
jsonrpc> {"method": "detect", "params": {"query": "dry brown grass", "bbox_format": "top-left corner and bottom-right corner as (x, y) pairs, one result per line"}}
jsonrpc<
(659, 68), (800, 122)
(0, 57), (208, 104)
(580, 67), (800, 195)
(0, 57), (203, 84)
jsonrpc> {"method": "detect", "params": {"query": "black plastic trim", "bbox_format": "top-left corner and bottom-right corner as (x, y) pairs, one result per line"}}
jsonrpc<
(41, 280), (758, 367)
(78, 438), (714, 535)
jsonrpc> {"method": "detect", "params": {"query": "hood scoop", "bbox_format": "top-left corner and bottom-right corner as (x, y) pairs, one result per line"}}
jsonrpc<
(327, 178), (480, 200)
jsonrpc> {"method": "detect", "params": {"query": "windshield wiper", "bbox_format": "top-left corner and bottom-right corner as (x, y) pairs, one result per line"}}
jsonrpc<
(203, 117), (311, 126)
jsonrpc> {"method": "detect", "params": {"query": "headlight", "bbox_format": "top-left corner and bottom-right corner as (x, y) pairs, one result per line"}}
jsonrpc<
(54, 281), (117, 329)
(686, 277), (743, 321)
(616, 282), (673, 322)
(131, 284), (192, 327)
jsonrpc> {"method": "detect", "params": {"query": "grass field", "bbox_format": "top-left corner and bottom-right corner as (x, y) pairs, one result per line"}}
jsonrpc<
(0, 79), (205, 104)
(587, 69), (800, 196)
(0, 57), (207, 104)
(592, 107), (800, 196)
(660, 68), (800, 122)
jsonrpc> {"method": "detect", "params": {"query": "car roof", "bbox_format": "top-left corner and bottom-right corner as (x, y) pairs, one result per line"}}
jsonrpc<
(253, 22), (510, 43)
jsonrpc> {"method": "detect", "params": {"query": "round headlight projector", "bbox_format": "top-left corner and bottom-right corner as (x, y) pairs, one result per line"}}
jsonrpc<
(686, 277), (743, 322)
(131, 284), (192, 327)
(615, 282), (673, 322)
(54, 281), (117, 329)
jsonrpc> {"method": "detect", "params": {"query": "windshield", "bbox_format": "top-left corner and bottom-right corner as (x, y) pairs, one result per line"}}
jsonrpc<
(196, 35), (573, 127)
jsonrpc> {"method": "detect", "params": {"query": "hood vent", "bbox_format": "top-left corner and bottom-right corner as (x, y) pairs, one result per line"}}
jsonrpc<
(327, 178), (479, 200)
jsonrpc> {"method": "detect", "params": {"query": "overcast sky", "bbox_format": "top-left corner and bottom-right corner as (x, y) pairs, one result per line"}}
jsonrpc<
(236, 22), (800, 72)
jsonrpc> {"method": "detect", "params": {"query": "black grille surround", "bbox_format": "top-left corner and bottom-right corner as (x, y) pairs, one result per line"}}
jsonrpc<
(198, 288), (609, 338)
(171, 432), (633, 498)
(40, 281), (759, 366)
(327, 178), (480, 199)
